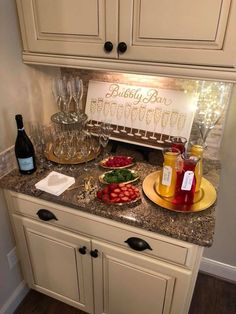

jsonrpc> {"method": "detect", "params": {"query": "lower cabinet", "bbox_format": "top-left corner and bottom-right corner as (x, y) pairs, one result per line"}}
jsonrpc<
(12, 213), (194, 314)
(92, 240), (191, 314)
(13, 214), (94, 313)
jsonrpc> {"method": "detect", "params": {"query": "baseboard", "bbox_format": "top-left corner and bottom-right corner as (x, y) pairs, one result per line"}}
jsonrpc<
(200, 257), (236, 282)
(0, 280), (29, 314)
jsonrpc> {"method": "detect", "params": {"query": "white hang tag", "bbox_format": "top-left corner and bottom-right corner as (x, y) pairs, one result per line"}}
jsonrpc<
(161, 166), (172, 186)
(181, 171), (194, 191)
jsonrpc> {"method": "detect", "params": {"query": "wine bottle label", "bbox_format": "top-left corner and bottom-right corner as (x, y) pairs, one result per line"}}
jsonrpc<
(18, 157), (34, 171)
(161, 166), (172, 186)
(181, 171), (194, 191)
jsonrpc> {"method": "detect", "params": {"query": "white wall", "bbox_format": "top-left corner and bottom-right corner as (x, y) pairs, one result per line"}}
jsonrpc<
(203, 85), (236, 271)
(0, 0), (58, 312)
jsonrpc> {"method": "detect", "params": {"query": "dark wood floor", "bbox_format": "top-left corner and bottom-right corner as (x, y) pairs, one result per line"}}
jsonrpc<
(14, 273), (236, 314)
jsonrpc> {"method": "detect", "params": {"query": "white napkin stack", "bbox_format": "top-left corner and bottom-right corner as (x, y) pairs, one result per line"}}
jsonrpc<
(35, 171), (75, 196)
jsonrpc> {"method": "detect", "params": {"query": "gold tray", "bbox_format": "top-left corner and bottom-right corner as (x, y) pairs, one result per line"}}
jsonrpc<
(44, 144), (100, 165)
(99, 169), (139, 185)
(142, 171), (217, 213)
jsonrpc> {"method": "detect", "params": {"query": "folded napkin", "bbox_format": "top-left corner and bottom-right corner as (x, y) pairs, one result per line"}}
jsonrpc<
(35, 171), (75, 196)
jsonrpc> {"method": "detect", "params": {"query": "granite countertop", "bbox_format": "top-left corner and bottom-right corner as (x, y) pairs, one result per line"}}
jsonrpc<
(0, 142), (220, 247)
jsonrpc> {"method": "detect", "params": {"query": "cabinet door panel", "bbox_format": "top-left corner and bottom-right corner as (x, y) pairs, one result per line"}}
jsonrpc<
(138, 0), (222, 41)
(27, 231), (80, 301)
(119, 0), (236, 67)
(92, 240), (191, 314)
(13, 214), (93, 313)
(19, 0), (118, 58)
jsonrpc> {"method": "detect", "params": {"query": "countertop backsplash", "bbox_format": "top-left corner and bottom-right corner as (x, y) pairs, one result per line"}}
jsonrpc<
(61, 68), (231, 160)
(0, 147), (17, 178)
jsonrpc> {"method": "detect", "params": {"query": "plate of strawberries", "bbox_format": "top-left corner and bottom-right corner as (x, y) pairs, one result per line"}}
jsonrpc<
(96, 183), (141, 205)
(99, 155), (135, 169)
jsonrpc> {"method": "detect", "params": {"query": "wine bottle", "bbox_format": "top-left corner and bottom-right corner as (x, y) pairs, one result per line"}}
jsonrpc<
(15, 114), (37, 174)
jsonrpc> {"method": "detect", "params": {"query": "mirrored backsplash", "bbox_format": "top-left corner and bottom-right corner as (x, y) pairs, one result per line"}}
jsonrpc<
(61, 69), (233, 160)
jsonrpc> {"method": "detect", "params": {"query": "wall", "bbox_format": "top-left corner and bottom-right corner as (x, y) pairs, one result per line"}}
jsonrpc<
(0, 0), (58, 312)
(202, 85), (236, 280)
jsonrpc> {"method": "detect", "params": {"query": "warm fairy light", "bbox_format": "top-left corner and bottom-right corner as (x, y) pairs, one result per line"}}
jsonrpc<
(194, 81), (232, 144)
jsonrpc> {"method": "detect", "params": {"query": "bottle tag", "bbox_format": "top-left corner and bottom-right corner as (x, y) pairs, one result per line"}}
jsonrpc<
(18, 157), (34, 171)
(181, 171), (194, 191)
(161, 166), (172, 186)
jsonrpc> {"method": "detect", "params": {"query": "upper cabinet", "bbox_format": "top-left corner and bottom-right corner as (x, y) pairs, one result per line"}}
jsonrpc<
(120, 0), (235, 67)
(16, 0), (236, 79)
(16, 0), (119, 58)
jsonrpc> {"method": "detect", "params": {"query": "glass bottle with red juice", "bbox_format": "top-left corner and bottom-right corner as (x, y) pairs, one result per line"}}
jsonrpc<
(171, 136), (187, 154)
(173, 153), (200, 206)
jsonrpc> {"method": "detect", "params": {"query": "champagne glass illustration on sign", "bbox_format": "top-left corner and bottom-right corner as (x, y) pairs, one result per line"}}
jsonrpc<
(87, 98), (97, 127)
(165, 111), (179, 142)
(103, 101), (110, 123)
(142, 108), (154, 140)
(150, 107), (162, 140)
(135, 105), (147, 136)
(121, 103), (132, 133)
(128, 105), (139, 136)
(95, 98), (104, 126)
(176, 113), (187, 137)
(113, 104), (124, 134)
(157, 110), (171, 144)
(109, 102), (117, 129)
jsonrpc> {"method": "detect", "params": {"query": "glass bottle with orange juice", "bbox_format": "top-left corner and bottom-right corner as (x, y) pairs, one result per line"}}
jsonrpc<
(158, 148), (181, 198)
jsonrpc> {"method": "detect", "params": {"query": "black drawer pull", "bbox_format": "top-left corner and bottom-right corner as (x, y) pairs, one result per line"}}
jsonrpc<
(79, 246), (87, 255)
(37, 209), (58, 221)
(90, 249), (99, 258)
(125, 237), (152, 251)
(117, 42), (127, 53)
(104, 41), (113, 52)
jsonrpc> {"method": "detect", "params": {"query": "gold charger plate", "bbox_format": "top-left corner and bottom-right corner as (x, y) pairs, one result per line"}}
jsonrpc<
(44, 143), (100, 165)
(99, 169), (139, 185)
(142, 171), (217, 213)
(99, 156), (135, 169)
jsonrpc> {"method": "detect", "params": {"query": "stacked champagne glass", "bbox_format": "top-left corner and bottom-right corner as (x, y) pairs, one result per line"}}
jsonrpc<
(47, 75), (100, 165)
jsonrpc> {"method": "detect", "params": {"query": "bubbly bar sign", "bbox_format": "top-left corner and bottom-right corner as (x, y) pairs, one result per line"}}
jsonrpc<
(85, 80), (198, 148)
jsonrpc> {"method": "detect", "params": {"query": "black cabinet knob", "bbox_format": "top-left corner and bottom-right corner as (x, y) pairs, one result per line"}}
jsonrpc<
(37, 209), (58, 221)
(90, 249), (99, 258)
(79, 246), (87, 255)
(104, 41), (113, 52)
(117, 42), (127, 53)
(125, 237), (152, 251)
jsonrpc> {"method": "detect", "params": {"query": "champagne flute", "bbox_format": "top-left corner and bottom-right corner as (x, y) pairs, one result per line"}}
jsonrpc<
(103, 101), (110, 123)
(121, 103), (131, 133)
(135, 105), (146, 136)
(113, 104), (124, 133)
(109, 102), (117, 128)
(95, 98), (103, 126)
(157, 110), (171, 143)
(177, 113), (187, 136)
(128, 106), (138, 136)
(165, 111), (179, 142)
(99, 122), (112, 159)
(87, 98), (97, 127)
(80, 132), (92, 172)
(75, 76), (83, 114)
(141, 108), (154, 140)
(150, 107), (162, 140)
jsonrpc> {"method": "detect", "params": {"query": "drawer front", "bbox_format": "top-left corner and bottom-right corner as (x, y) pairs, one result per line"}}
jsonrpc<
(8, 192), (197, 268)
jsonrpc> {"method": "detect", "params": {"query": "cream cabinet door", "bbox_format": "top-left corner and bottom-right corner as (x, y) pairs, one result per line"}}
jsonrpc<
(119, 0), (236, 67)
(12, 214), (94, 313)
(92, 240), (192, 314)
(17, 0), (119, 58)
